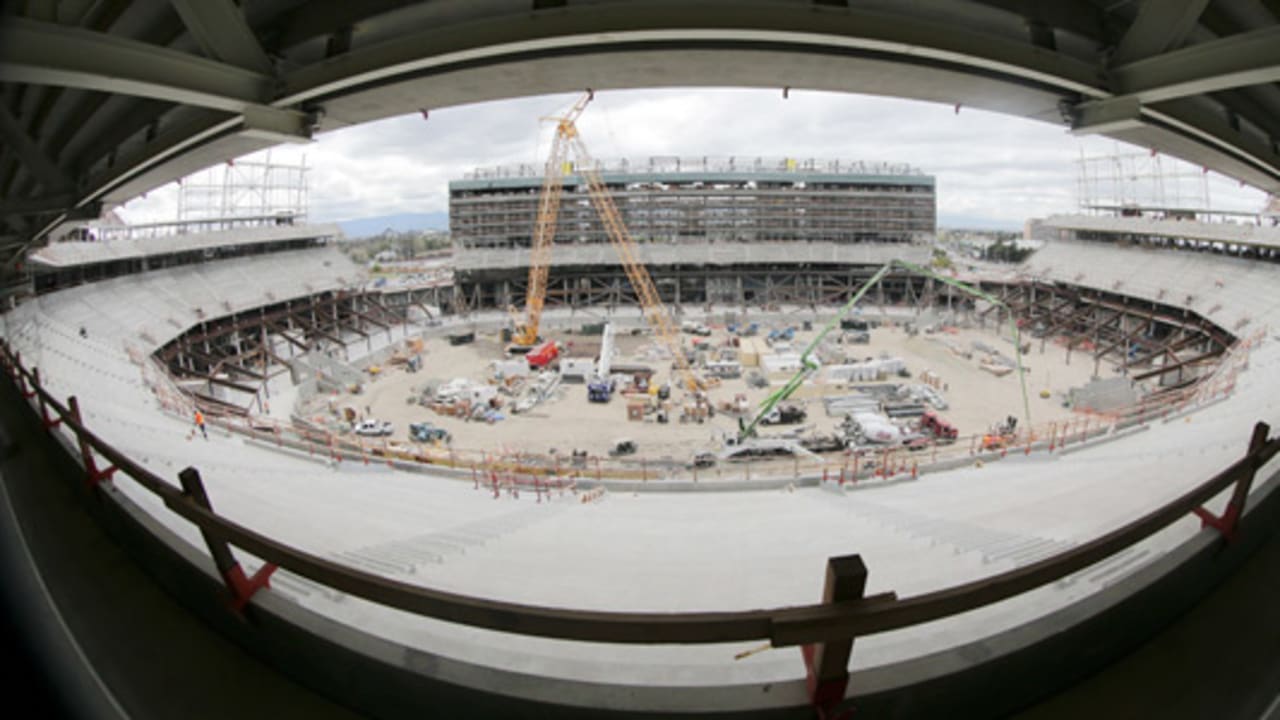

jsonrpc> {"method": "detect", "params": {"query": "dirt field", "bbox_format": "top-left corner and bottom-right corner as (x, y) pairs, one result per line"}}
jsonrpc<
(303, 319), (1103, 463)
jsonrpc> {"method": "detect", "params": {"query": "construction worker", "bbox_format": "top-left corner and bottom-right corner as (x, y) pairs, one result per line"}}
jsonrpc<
(194, 409), (207, 440)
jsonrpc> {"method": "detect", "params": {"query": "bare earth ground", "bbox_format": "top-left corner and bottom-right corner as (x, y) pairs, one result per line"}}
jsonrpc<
(302, 321), (1103, 462)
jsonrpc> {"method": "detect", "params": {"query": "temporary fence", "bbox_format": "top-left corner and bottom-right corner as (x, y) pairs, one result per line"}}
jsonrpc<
(182, 329), (1260, 495)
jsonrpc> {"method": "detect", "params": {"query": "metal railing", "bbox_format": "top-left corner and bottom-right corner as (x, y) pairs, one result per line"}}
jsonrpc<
(464, 156), (927, 181)
(2, 336), (1276, 715)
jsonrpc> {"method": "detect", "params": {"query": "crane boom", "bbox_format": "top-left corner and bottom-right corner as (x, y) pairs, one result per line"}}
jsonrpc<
(567, 132), (703, 393)
(516, 90), (702, 392)
(514, 91), (595, 348)
(737, 259), (1032, 441)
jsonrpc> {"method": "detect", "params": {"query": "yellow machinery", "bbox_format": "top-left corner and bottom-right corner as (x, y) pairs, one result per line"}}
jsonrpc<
(510, 92), (592, 348)
(514, 92), (703, 392)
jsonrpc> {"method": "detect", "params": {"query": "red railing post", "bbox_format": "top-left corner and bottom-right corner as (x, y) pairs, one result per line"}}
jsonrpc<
(67, 396), (116, 486)
(802, 555), (868, 720)
(1191, 421), (1270, 542)
(177, 467), (276, 612)
(31, 368), (58, 429)
(17, 354), (35, 399)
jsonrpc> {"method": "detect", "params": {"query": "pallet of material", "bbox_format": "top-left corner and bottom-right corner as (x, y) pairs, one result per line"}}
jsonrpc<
(882, 401), (926, 418)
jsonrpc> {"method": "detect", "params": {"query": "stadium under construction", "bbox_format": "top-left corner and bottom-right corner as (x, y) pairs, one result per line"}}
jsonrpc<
(3, 3), (1280, 719)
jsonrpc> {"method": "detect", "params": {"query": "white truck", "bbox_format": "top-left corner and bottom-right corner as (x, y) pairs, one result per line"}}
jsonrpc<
(353, 419), (394, 436)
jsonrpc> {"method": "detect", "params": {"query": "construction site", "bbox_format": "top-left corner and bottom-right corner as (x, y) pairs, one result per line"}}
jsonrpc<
(296, 310), (1104, 471)
(263, 92), (1230, 482)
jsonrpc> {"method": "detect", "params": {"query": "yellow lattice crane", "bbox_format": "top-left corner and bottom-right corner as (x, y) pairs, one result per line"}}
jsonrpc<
(514, 91), (703, 392)
(510, 91), (593, 348)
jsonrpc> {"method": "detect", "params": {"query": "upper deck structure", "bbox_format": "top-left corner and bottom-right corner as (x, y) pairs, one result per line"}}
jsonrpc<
(450, 156), (936, 252)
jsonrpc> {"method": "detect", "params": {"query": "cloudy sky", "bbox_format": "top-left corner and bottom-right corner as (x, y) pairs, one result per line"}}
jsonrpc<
(117, 89), (1269, 229)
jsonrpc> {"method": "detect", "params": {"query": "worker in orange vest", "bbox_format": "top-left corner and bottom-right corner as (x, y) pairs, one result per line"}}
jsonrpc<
(194, 409), (207, 440)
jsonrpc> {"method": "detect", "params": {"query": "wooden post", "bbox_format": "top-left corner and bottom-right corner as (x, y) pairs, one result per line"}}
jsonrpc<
(803, 555), (868, 716)
(178, 467), (275, 611)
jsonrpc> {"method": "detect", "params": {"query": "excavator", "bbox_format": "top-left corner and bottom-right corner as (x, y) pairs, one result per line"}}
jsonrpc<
(510, 91), (705, 393)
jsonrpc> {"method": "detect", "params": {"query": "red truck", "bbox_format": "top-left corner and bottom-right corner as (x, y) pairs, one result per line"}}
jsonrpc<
(526, 340), (559, 369)
(919, 411), (958, 442)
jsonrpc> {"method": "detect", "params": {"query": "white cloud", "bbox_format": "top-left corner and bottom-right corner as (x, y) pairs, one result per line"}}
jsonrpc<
(115, 89), (1269, 228)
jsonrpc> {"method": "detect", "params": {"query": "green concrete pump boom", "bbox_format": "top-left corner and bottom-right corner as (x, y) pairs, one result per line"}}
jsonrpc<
(736, 259), (1032, 442)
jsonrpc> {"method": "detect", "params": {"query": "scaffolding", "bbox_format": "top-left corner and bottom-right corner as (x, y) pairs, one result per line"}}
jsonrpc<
(1075, 147), (1211, 215)
(450, 156), (936, 250)
(178, 152), (309, 222)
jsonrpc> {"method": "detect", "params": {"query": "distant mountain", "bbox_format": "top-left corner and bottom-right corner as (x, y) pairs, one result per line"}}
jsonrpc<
(336, 212), (448, 238)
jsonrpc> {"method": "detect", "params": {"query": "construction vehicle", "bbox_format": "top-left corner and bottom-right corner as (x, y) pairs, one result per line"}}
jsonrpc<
(521, 91), (704, 393)
(737, 259), (1032, 442)
(608, 438), (638, 457)
(687, 451), (717, 469)
(409, 422), (450, 443)
(918, 411), (958, 443)
(766, 327), (796, 344)
(525, 340), (559, 370)
(507, 93), (594, 351)
(353, 419), (394, 437)
(799, 432), (847, 453)
(980, 415), (1019, 450)
(587, 377), (615, 403)
(841, 412), (908, 446)
(760, 403), (806, 425)
(585, 322), (617, 402)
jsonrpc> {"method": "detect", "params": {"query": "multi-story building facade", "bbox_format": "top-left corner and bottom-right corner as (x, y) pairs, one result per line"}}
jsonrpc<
(448, 157), (936, 310)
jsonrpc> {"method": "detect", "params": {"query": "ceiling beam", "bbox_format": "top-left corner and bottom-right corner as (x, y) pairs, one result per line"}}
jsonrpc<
(0, 104), (69, 191)
(1110, 25), (1280, 104)
(1110, 0), (1210, 66)
(1070, 96), (1143, 134)
(0, 17), (271, 113)
(0, 193), (72, 218)
(169, 0), (275, 75)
